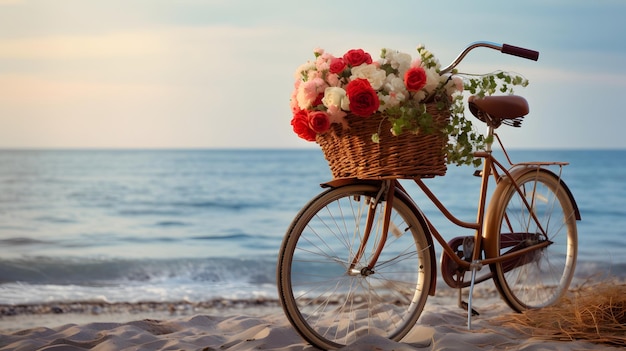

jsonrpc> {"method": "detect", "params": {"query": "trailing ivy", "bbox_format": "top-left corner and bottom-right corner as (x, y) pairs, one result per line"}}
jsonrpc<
(441, 70), (528, 167)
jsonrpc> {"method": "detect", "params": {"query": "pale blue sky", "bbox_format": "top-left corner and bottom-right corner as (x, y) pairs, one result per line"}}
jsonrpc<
(0, 0), (624, 149)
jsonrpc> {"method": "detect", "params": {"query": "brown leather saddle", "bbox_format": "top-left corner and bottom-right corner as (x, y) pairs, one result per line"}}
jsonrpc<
(468, 95), (528, 128)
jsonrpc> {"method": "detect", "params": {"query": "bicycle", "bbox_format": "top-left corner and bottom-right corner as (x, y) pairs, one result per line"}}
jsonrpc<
(277, 41), (581, 350)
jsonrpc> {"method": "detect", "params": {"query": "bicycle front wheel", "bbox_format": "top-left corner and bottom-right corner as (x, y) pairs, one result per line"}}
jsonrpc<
(486, 168), (578, 312)
(277, 183), (433, 350)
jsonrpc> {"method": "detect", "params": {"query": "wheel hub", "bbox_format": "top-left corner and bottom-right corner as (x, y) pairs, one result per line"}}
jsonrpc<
(348, 267), (375, 276)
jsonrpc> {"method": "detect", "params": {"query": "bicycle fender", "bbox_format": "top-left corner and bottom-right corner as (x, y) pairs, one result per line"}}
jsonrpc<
(321, 178), (383, 188)
(502, 167), (580, 221)
(483, 167), (581, 258)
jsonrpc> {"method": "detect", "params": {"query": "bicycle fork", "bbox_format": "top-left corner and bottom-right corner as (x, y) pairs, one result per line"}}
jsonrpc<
(348, 179), (394, 276)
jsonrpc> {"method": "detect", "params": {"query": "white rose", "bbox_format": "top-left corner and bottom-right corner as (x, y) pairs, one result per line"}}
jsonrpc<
(422, 67), (441, 95)
(350, 64), (386, 90)
(340, 94), (350, 111)
(379, 91), (406, 110)
(394, 52), (412, 76)
(322, 87), (347, 110)
(384, 50), (410, 71)
(383, 74), (408, 97)
(444, 75), (464, 96)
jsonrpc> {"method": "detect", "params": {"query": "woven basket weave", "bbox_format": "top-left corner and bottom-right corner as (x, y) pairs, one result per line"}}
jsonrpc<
(316, 103), (449, 179)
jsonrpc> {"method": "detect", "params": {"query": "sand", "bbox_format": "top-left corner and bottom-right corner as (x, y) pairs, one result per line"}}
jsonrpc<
(1, 292), (622, 351)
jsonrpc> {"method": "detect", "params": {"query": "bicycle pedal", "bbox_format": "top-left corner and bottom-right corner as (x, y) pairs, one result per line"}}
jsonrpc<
(462, 236), (474, 261)
(473, 169), (491, 177)
(459, 300), (480, 316)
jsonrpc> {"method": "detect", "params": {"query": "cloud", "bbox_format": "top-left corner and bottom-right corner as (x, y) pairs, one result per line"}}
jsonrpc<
(0, 32), (164, 60)
(0, 74), (176, 104)
(0, 25), (296, 148)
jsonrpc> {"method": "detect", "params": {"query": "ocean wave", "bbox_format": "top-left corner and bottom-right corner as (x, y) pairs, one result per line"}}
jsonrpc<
(0, 237), (51, 246)
(155, 220), (188, 227)
(34, 216), (78, 224)
(0, 280), (279, 305)
(115, 200), (266, 217)
(0, 255), (279, 304)
(574, 260), (626, 280)
(117, 209), (185, 217)
(189, 233), (278, 242)
(172, 200), (264, 211)
(0, 256), (276, 286)
(577, 207), (626, 218)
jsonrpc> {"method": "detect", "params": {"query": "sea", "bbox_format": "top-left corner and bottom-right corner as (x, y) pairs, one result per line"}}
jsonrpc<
(0, 149), (624, 305)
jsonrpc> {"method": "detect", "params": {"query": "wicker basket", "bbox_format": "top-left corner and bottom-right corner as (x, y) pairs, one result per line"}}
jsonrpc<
(316, 103), (449, 179)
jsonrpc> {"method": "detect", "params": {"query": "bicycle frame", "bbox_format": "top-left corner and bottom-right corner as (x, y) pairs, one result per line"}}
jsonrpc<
(413, 150), (553, 271)
(347, 122), (579, 283)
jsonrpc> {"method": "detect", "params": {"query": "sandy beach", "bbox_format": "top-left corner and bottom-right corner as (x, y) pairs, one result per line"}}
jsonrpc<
(1, 288), (622, 351)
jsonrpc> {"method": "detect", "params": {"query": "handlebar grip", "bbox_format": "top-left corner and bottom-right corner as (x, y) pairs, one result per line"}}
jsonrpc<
(501, 43), (539, 61)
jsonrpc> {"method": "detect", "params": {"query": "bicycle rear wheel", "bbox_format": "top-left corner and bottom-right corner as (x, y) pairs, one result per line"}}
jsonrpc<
(276, 183), (433, 350)
(486, 168), (578, 312)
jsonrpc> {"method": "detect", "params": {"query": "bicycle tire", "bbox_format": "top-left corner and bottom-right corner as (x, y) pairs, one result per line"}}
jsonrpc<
(277, 183), (433, 350)
(485, 168), (578, 312)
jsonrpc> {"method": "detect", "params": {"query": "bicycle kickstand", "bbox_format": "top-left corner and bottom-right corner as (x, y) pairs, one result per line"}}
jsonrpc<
(458, 289), (480, 317)
(466, 261), (482, 330)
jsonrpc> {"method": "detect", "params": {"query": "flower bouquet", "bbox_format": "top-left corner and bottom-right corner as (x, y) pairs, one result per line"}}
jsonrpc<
(290, 45), (526, 179)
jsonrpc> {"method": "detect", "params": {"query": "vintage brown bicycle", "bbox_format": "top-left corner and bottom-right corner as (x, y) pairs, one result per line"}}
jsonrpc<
(277, 41), (580, 350)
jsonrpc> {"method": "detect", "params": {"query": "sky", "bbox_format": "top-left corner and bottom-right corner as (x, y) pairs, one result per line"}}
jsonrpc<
(0, 0), (625, 149)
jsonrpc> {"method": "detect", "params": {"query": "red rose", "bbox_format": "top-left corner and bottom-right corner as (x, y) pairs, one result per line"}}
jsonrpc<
(308, 111), (330, 133)
(329, 57), (346, 74)
(312, 92), (324, 108)
(342, 49), (372, 67)
(404, 66), (428, 92)
(345, 78), (380, 117)
(291, 109), (317, 141)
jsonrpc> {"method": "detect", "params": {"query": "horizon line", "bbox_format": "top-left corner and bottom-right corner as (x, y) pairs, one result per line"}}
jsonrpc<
(0, 146), (624, 151)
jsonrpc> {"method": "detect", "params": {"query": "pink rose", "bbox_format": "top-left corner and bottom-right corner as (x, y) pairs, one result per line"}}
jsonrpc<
(345, 78), (380, 117)
(343, 49), (373, 67)
(404, 66), (428, 92)
(291, 109), (317, 141)
(297, 77), (327, 109)
(308, 111), (331, 133)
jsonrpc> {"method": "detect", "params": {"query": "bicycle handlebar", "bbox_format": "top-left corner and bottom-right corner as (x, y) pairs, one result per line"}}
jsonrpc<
(501, 43), (539, 61)
(440, 41), (539, 74)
